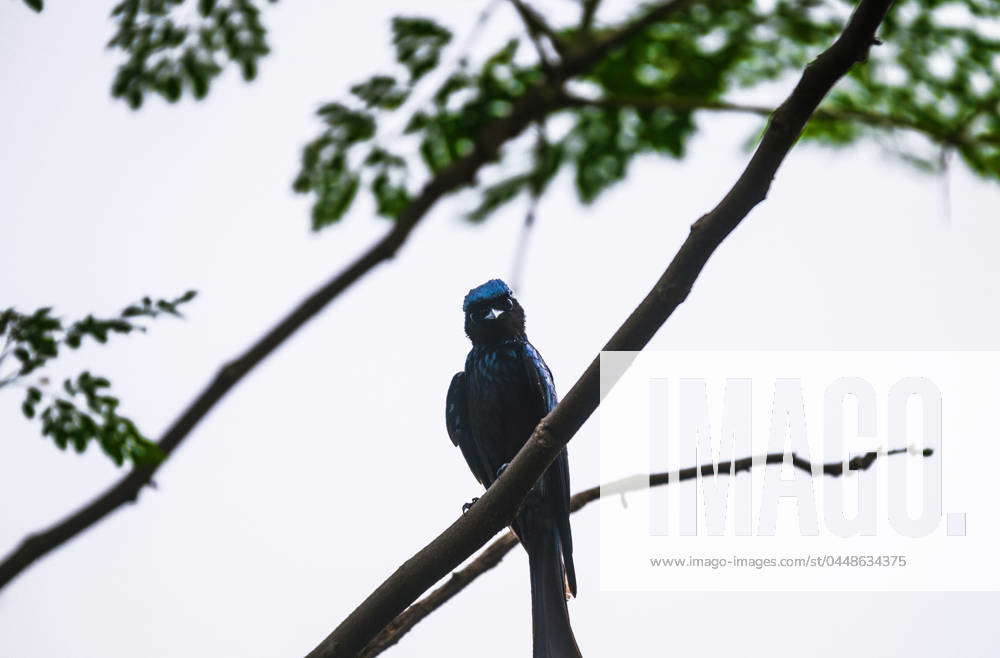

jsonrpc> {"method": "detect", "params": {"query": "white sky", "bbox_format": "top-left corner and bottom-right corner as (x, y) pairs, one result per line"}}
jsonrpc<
(1, 1), (998, 657)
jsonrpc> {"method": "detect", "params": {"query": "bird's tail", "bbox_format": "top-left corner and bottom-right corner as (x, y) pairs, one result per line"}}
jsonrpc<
(524, 527), (582, 658)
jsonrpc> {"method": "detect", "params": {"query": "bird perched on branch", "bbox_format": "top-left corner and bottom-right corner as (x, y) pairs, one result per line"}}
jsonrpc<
(446, 279), (581, 658)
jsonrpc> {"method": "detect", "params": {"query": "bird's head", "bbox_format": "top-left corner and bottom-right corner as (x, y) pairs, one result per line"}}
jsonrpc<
(462, 279), (525, 346)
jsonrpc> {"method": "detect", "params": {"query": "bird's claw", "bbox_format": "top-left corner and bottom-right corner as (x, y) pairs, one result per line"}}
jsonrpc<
(462, 497), (479, 514)
(495, 463), (510, 479)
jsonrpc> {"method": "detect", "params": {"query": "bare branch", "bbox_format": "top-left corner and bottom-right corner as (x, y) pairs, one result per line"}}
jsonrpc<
(580, 0), (602, 33)
(509, 123), (548, 292)
(0, 0), (698, 594)
(508, 201), (538, 293)
(361, 445), (931, 657)
(307, 1), (895, 655)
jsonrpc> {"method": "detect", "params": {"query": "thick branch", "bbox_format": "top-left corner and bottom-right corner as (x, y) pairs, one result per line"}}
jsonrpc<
(361, 446), (931, 657)
(0, 0), (695, 594)
(307, 1), (894, 656)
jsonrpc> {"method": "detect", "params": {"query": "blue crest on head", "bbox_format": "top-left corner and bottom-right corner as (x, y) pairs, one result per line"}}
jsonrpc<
(463, 279), (512, 312)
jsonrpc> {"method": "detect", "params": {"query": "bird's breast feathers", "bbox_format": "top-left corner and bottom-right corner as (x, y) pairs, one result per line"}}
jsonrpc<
(466, 342), (518, 381)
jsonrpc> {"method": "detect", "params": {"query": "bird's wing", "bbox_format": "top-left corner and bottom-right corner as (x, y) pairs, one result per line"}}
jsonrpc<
(521, 343), (577, 596)
(521, 342), (558, 415)
(446, 371), (467, 448)
(446, 371), (492, 488)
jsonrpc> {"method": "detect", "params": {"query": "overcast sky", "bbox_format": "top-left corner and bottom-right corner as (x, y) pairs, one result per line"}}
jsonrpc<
(2, 1), (998, 657)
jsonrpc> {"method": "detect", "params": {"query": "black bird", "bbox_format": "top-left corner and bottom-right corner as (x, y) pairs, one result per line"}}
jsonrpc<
(446, 279), (581, 658)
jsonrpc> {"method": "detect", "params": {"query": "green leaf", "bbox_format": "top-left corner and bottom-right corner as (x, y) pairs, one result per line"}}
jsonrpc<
(23, 0), (43, 12)
(108, 0), (275, 107)
(316, 103), (376, 143)
(392, 16), (452, 83)
(4, 294), (195, 466)
(33, 372), (159, 467)
(311, 173), (360, 230)
(350, 76), (409, 110)
(466, 173), (533, 222)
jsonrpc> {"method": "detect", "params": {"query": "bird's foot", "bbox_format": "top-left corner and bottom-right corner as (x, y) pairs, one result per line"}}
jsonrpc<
(462, 497), (479, 514)
(495, 463), (510, 479)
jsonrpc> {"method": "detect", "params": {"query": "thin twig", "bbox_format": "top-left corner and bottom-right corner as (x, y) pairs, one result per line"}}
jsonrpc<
(511, 0), (555, 73)
(509, 123), (548, 292)
(580, 0), (603, 33)
(360, 445), (931, 657)
(559, 92), (1000, 150)
(0, 335), (15, 388)
(508, 202), (537, 294)
(509, 0), (566, 59)
(307, 1), (895, 655)
(939, 145), (953, 225)
(459, 0), (506, 61)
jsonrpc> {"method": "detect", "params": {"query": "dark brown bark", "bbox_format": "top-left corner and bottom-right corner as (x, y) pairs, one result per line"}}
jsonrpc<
(360, 446), (929, 657)
(306, 1), (894, 655)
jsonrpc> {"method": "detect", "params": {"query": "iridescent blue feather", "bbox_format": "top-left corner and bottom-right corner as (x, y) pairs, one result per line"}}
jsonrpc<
(462, 278), (512, 311)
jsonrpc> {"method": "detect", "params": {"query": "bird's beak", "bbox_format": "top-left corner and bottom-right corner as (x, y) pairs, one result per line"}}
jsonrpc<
(486, 307), (505, 320)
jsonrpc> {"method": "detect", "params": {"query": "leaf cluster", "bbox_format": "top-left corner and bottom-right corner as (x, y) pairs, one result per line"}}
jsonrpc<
(107, 0), (277, 108)
(292, 18), (453, 229)
(22, 373), (164, 466)
(18, 1), (1000, 222)
(293, 1), (1000, 226)
(1, 291), (196, 465)
(831, 0), (1000, 174)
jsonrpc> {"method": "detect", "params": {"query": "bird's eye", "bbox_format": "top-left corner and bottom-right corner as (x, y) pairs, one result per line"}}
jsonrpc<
(476, 307), (491, 320)
(499, 297), (513, 311)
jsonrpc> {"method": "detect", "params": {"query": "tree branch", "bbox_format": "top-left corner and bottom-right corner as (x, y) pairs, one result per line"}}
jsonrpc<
(580, 0), (603, 33)
(361, 445), (932, 657)
(509, 0), (566, 61)
(307, 0), (895, 655)
(559, 92), (1000, 149)
(0, 0), (697, 594)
